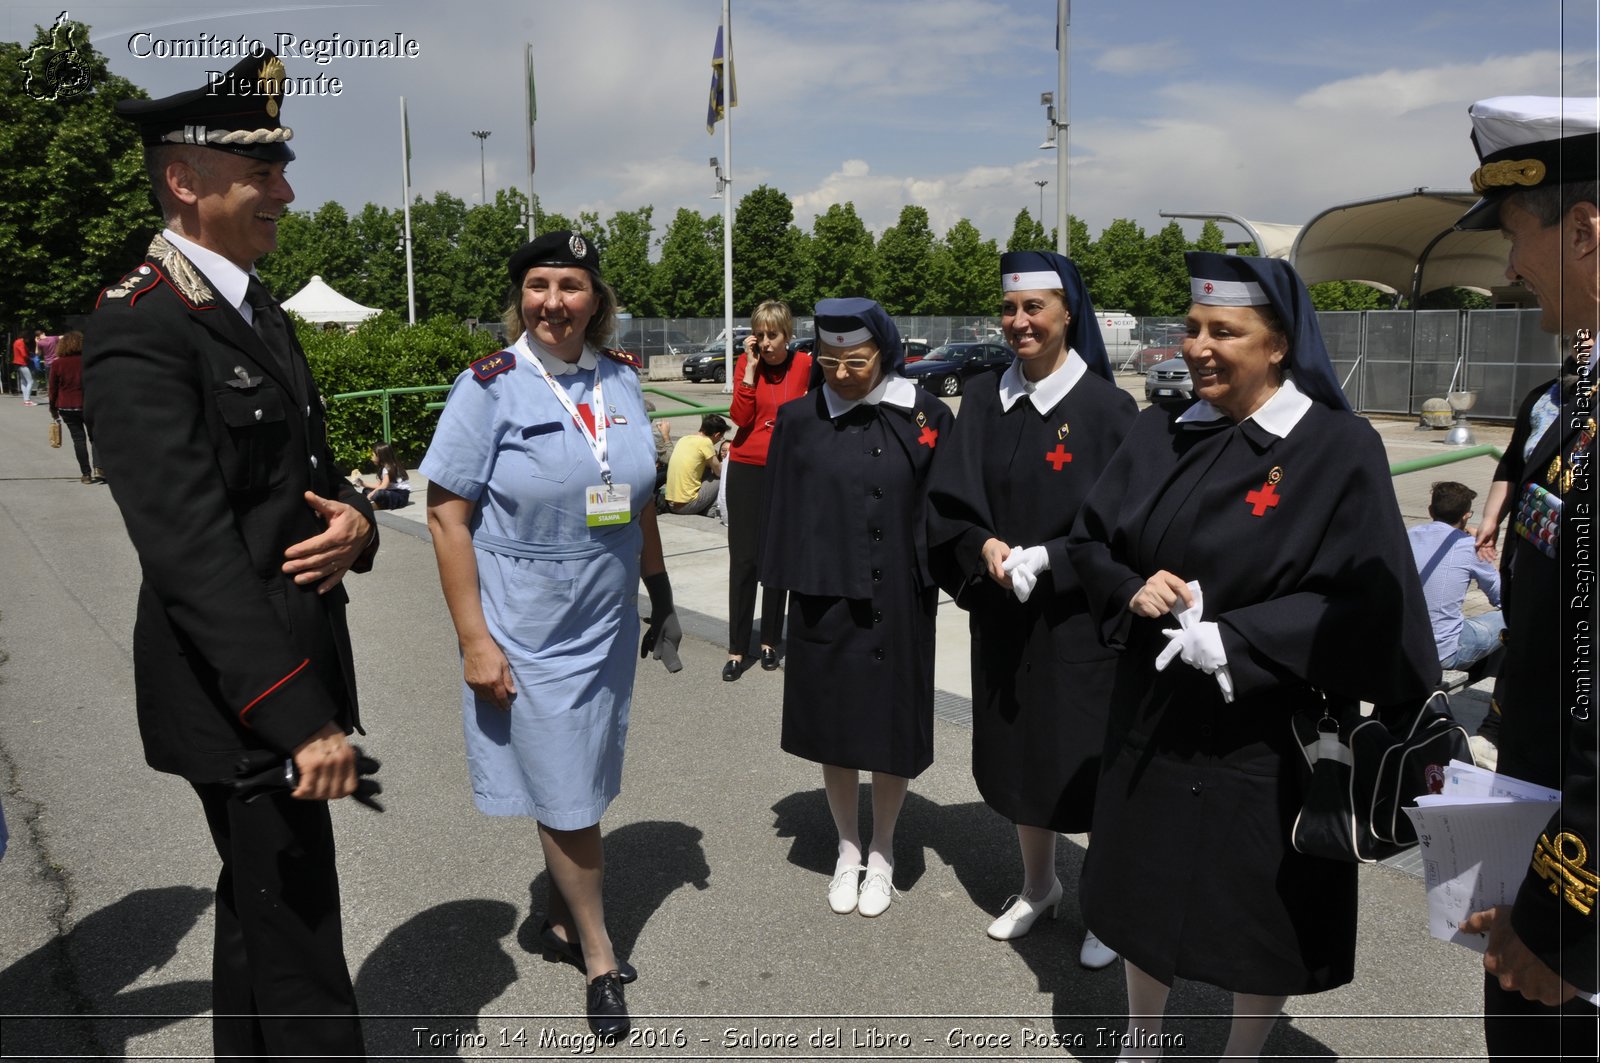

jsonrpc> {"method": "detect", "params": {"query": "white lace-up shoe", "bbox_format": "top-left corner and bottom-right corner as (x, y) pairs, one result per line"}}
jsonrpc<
(986, 877), (1064, 940)
(827, 864), (864, 914)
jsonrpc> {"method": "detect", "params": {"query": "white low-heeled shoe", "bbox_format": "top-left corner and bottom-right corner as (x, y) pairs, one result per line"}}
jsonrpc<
(986, 877), (1064, 940)
(1079, 928), (1118, 969)
(828, 864), (865, 914)
(856, 868), (897, 917)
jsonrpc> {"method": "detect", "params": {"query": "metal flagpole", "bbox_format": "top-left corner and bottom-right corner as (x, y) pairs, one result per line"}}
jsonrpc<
(400, 96), (416, 324)
(1057, 0), (1070, 256)
(525, 43), (537, 240)
(720, 0), (735, 394)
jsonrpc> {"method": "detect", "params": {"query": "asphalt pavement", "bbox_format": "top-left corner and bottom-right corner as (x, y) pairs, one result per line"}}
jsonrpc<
(0, 382), (1511, 1061)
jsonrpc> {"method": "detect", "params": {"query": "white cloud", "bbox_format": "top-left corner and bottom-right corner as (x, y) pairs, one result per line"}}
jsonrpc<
(1298, 50), (1570, 114)
(1092, 40), (1184, 76)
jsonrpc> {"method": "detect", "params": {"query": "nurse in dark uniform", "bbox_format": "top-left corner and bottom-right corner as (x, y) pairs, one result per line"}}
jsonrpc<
(1066, 253), (1438, 1059)
(927, 251), (1135, 965)
(762, 298), (953, 918)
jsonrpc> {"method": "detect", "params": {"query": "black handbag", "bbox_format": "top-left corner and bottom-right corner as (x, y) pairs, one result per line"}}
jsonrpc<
(1290, 690), (1470, 863)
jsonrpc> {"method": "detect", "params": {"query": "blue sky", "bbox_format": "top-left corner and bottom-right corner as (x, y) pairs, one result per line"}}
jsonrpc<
(6, 1), (1596, 248)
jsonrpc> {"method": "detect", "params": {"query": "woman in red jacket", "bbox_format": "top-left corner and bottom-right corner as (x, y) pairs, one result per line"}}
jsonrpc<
(48, 331), (103, 483)
(722, 300), (811, 681)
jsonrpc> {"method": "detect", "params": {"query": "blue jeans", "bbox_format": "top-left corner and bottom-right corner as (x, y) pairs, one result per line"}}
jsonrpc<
(1442, 611), (1505, 669)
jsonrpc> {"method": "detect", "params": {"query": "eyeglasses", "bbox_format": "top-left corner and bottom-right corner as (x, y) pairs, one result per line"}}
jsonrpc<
(816, 352), (881, 371)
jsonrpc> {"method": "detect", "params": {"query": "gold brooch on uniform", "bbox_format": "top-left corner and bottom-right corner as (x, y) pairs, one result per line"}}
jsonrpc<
(915, 410), (927, 428)
(1057, 422), (1070, 440)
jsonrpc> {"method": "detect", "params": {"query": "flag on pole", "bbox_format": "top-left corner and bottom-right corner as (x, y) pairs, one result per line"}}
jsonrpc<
(705, 25), (736, 134)
(525, 43), (537, 173)
(401, 95), (412, 187)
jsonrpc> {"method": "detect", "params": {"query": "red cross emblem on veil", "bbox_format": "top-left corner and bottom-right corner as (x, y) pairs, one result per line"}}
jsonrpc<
(1011, 274), (1021, 282)
(1203, 281), (1215, 295)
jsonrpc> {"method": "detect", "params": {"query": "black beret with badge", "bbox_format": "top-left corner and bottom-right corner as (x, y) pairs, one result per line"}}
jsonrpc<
(1456, 95), (1599, 231)
(507, 230), (601, 281)
(115, 50), (295, 162)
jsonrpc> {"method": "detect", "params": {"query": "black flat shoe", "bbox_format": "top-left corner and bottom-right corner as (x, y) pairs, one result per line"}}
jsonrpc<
(539, 922), (637, 984)
(586, 972), (629, 1041)
(722, 659), (741, 682)
(760, 647), (779, 671)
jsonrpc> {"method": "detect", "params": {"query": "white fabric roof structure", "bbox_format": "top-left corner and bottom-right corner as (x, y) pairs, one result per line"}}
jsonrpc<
(281, 275), (381, 324)
(1158, 211), (1301, 259)
(1290, 189), (1510, 299)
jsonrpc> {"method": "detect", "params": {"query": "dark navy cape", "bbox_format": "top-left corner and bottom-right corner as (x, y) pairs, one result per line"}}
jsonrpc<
(927, 368), (1137, 830)
(762, 386), (953, 778)
(1066, 399), (1439, 993)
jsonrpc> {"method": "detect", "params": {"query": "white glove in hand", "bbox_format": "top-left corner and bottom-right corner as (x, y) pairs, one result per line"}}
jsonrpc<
(1153, 581), (1235, 702)
(1001, 545), (1050, 603)
(1157, 621), (1228, 673)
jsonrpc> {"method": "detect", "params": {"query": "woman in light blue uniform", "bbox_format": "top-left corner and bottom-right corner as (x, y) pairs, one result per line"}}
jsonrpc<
(422, 232), (681, 1041)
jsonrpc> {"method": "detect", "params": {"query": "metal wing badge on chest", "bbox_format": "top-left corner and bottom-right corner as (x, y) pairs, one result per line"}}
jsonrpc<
(1245, 466), (1284, 517)
(1045, 421), (1071, 471)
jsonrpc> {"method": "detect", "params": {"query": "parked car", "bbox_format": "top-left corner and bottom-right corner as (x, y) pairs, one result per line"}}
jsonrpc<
(788, 336), (816, 357)
(902, 342), (1013, 397)
(902, 339), (931, 363)
(1145, 356), (1193, 402)
(618, 328), (697, 360)
(682, 344), (734, 383)
(1134, 344), (1185, 372)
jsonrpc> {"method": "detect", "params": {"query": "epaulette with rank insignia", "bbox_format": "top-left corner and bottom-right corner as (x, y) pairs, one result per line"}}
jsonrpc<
(600, 346), (642, 372)
(97, 263), (164, 308)
(470, 350), (515, 382)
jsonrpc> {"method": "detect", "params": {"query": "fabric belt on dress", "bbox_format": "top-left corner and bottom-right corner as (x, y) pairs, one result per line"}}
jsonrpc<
(471, 531), (607, 561)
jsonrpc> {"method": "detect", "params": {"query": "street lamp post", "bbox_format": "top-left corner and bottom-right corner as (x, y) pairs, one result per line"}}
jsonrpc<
(471, 129), (491, 203)
(1034, 179), (1049, 226)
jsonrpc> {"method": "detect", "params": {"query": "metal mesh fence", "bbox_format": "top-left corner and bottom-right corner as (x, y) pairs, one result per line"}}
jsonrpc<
(608, 309), (1562, 417)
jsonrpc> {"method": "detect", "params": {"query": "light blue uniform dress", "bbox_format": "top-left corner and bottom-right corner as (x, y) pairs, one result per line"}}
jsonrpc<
(421, 335), (655, 830)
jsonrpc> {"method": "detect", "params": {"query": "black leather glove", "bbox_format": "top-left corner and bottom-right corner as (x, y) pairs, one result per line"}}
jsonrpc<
(640, 571), (683, 673)
(229, 746), (385, 811)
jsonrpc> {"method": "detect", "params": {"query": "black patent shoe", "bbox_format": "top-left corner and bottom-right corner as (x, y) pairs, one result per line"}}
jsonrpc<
(586, 972), (629, 1041)
(539, 922), (636, 984)
(722, 659), (741, 682)
(760, 647), (779, 671)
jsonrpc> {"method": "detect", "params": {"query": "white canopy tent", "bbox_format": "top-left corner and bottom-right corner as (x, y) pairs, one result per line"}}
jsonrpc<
(1290, 189), (1517, 303)
(281, 275), (381, 325)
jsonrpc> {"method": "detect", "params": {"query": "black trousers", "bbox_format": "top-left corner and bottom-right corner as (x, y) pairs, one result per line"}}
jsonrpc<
(57, 408), (93, 476)
(1484, 973), (1599, 1061)
(193, 782), (365, 1060)
(725, 460), (785, 655)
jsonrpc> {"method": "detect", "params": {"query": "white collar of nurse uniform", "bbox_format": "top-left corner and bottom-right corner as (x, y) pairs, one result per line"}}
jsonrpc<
(824, 372), (918, 420)
(1176, 375), (1314, 438)
(998, 348), (1088, 413)
(517, 333), (597, 376)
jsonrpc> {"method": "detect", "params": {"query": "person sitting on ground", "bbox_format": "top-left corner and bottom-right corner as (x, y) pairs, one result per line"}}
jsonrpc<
(350, 442), (411, 510)
(1408, 480), (1504, 671)
(663, 414), (727, 516)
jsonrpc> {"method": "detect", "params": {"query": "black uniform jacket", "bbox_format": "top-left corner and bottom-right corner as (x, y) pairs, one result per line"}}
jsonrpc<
(761, 385), (953, 599)
(84, 235), (377, 783)
(1497, 378), (1598, 993)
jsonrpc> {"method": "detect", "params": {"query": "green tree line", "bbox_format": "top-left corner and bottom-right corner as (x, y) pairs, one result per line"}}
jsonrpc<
(3, 19), (1483, 334)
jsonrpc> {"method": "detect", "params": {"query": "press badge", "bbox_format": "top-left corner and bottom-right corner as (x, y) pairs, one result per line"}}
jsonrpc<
(585, 483), (632, 527)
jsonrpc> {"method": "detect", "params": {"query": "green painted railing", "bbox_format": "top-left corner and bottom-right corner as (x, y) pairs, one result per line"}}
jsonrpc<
(1388, 444), (1504, 478)
(330, 382), (730, 444)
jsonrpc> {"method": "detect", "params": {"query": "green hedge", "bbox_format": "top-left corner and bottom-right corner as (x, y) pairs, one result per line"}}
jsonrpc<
(295, 312), (502, 471)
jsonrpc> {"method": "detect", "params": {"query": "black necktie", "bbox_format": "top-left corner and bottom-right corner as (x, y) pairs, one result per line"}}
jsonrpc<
(245, 276), (296, 383)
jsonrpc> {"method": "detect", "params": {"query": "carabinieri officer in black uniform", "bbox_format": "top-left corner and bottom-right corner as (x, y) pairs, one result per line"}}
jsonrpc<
(762, 297), (953, 920)
(84, 52), (377, 1059)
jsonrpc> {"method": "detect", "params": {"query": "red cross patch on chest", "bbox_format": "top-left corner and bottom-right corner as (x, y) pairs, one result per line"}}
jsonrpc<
(918, 425), (939, 448)
(1245, 467), (1285, 516)
(1046, 444), (1072, 471)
